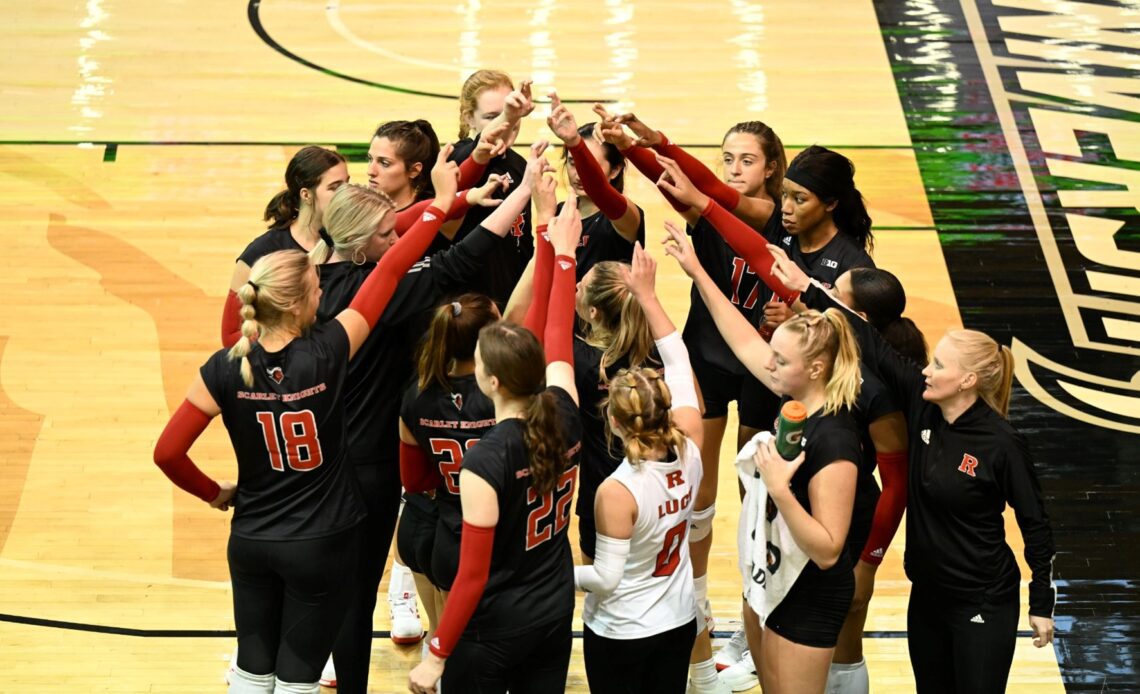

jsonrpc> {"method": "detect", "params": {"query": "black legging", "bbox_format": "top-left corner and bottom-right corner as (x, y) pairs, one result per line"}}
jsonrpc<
(331, 462), (402, 694)
(907, 583), (1020, 694)
(442, 614), (573, 694)
(229, 525), (360, 684)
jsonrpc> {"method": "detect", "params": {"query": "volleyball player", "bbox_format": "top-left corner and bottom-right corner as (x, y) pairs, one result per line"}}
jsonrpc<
(575, 243), (702, 694)
(663, 222), (863, 694)
(769, 249), (1056, 694)
(220, 146), (348, 347)
(601, 109), (786, 692)
(152, 149), (458, 694)
(444, 71), (538, 306)
(407, 195), (584, 694)
(546, 91), (645, 278)
(308, 144), (550, 693)
(396, 293), (500, 650)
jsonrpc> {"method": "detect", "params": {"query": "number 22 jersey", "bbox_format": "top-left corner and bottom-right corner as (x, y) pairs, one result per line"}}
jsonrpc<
(199, 321), (366, 541)
(459, 386), (582, 639)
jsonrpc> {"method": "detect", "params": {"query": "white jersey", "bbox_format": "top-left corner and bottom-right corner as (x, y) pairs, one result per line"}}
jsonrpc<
(582, 437), (703, 639)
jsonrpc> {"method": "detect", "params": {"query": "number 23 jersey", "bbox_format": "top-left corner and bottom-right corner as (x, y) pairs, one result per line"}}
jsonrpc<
(460, 385), (582, 639)
(199, 321), (366, 541)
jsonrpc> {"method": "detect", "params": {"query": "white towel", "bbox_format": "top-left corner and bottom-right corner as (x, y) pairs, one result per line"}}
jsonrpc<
(735, 432), (811, 625)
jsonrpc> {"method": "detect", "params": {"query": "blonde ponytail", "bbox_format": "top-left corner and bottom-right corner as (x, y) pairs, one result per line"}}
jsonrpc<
(779, 309), (862, 415)
(227, 250), (317, 387)
(605, 368), (687, 467)
(947, 330), (1015, 417)
(582, 261), (654, 380)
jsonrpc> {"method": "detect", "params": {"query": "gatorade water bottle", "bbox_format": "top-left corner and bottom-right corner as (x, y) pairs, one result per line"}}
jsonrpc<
(775, 400), (807, 460)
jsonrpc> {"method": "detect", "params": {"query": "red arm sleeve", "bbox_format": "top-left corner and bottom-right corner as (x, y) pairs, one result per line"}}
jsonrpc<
(348, 205), (445, 329)
(568, 139), (628, 220)
(457, 156), (487, 190)
(221, 290), (243, 349)
(394, 194), (471, 237)
(543, 254), (577, 366)
(400, 440), (441, 494)
(653, 132), (741, 211)
(700, 199), (799, 304)
(153, 400), (220, 503)
(621, 145), (689, 213)
(861, 450), (908, 565)
(429, 521), (495, 657)
(523, 224), (553, 344)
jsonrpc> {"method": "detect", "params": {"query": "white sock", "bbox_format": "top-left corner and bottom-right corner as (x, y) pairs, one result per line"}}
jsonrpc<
(272, 678), (319, 694)
(694, 573), (709, 604)
(227, 664), (274, 694)
(388, 559), (417, 599)
(690, 657), (719, 687)
(827, 659), (869, 694)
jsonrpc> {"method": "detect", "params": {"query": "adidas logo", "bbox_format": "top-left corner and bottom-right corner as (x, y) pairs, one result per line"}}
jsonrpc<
(423, 212), (437, 222)
(870, 548), (884, 558)
(970, 614), (985, 624)
(558, 260), (573, 270)
(921, 429), (931, 445)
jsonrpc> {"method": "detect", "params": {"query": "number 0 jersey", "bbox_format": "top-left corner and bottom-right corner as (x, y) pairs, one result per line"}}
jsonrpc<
(582, 437), (703, 639)
(459, 386), (582, 639)
(199, 321), (366, 541)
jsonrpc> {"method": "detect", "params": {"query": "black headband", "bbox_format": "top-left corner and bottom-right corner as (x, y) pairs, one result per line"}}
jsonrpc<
(784, 164), (840, 201)
(318, 227), (335, 248)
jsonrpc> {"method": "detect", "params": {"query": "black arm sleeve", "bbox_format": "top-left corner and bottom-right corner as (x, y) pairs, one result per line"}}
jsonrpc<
(1003, 432), (1056, 617)
(427, 226), (500, 294)
(801, 283), (927, 420)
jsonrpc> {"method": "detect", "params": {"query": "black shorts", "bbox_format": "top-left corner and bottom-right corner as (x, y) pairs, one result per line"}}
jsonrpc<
(738, 373), (781, 431)
(442, 613), (573, 694)
(396, 492), (438, 583)
(765, 564), (855, 648)
(430, 518), (461, 591)
(689, 353), (742, 419)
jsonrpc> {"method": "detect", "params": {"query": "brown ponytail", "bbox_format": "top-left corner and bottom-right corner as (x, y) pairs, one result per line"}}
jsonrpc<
(417, 293), (499, 392)
(477, 321), (568, 495)
(263, 146), (347, 229)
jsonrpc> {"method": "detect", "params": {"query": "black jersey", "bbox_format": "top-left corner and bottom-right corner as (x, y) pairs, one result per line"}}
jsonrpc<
(237, 225), (306, 266)
(556, 204), (645, 280)
(400, 374), (496, 537)
(572, 336), (661, 519)
(774, 229), (874, 291)
(683, 216), (775, 374)
(429, 137), (532, 307)
(199, 321), (366, 540)
(801, 283), (1057, 617)
(784, 404), (861, 580)
(460, 386), (582, 639)
(314, 226), (501, 468)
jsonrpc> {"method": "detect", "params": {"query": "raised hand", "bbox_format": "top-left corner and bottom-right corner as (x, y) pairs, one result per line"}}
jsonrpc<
(473, 119), (512, 164)
(503, 79), (535, 122)
(430, 144), (460, 206)
(655, 155), (708, 209)
(625, 242), (657, 300)
(661, 220), (703, 278)
(466, 173), (507, 208)
(767, 244), (811, 293)
(547, 190), (582, 257)
(616, 111), (664, 148)
(546, 91), (582, 146)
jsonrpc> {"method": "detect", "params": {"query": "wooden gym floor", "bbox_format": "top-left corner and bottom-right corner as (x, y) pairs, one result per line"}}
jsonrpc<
(3, 0), (1135, 691)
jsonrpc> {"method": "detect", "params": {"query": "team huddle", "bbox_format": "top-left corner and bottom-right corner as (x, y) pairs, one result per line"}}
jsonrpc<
(152, 70), (1057, 694)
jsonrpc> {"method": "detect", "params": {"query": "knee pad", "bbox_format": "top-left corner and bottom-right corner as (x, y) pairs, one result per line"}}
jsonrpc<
(689, 504), (715, 543)
(227, 665), (274, 694)
(273, 678), (320, 694)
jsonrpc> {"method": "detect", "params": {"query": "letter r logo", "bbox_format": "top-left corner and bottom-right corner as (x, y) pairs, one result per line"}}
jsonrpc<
(665, 470), (685, 488)
(958, 453), (979, 477)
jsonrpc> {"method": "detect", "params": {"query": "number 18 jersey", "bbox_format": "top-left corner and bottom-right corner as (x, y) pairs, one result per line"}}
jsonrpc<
(199, 321), (366, 541)
(582, 437), (703, 639)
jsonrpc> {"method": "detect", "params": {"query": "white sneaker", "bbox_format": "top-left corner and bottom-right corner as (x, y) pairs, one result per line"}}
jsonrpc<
(224, 645), (238, 685)
(319, 656), (337, 687)
(389, 591), (425, 644)
(687, 676), (733, 694)
(718, 650), (759, 692)
(714, 628), (749, 671)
